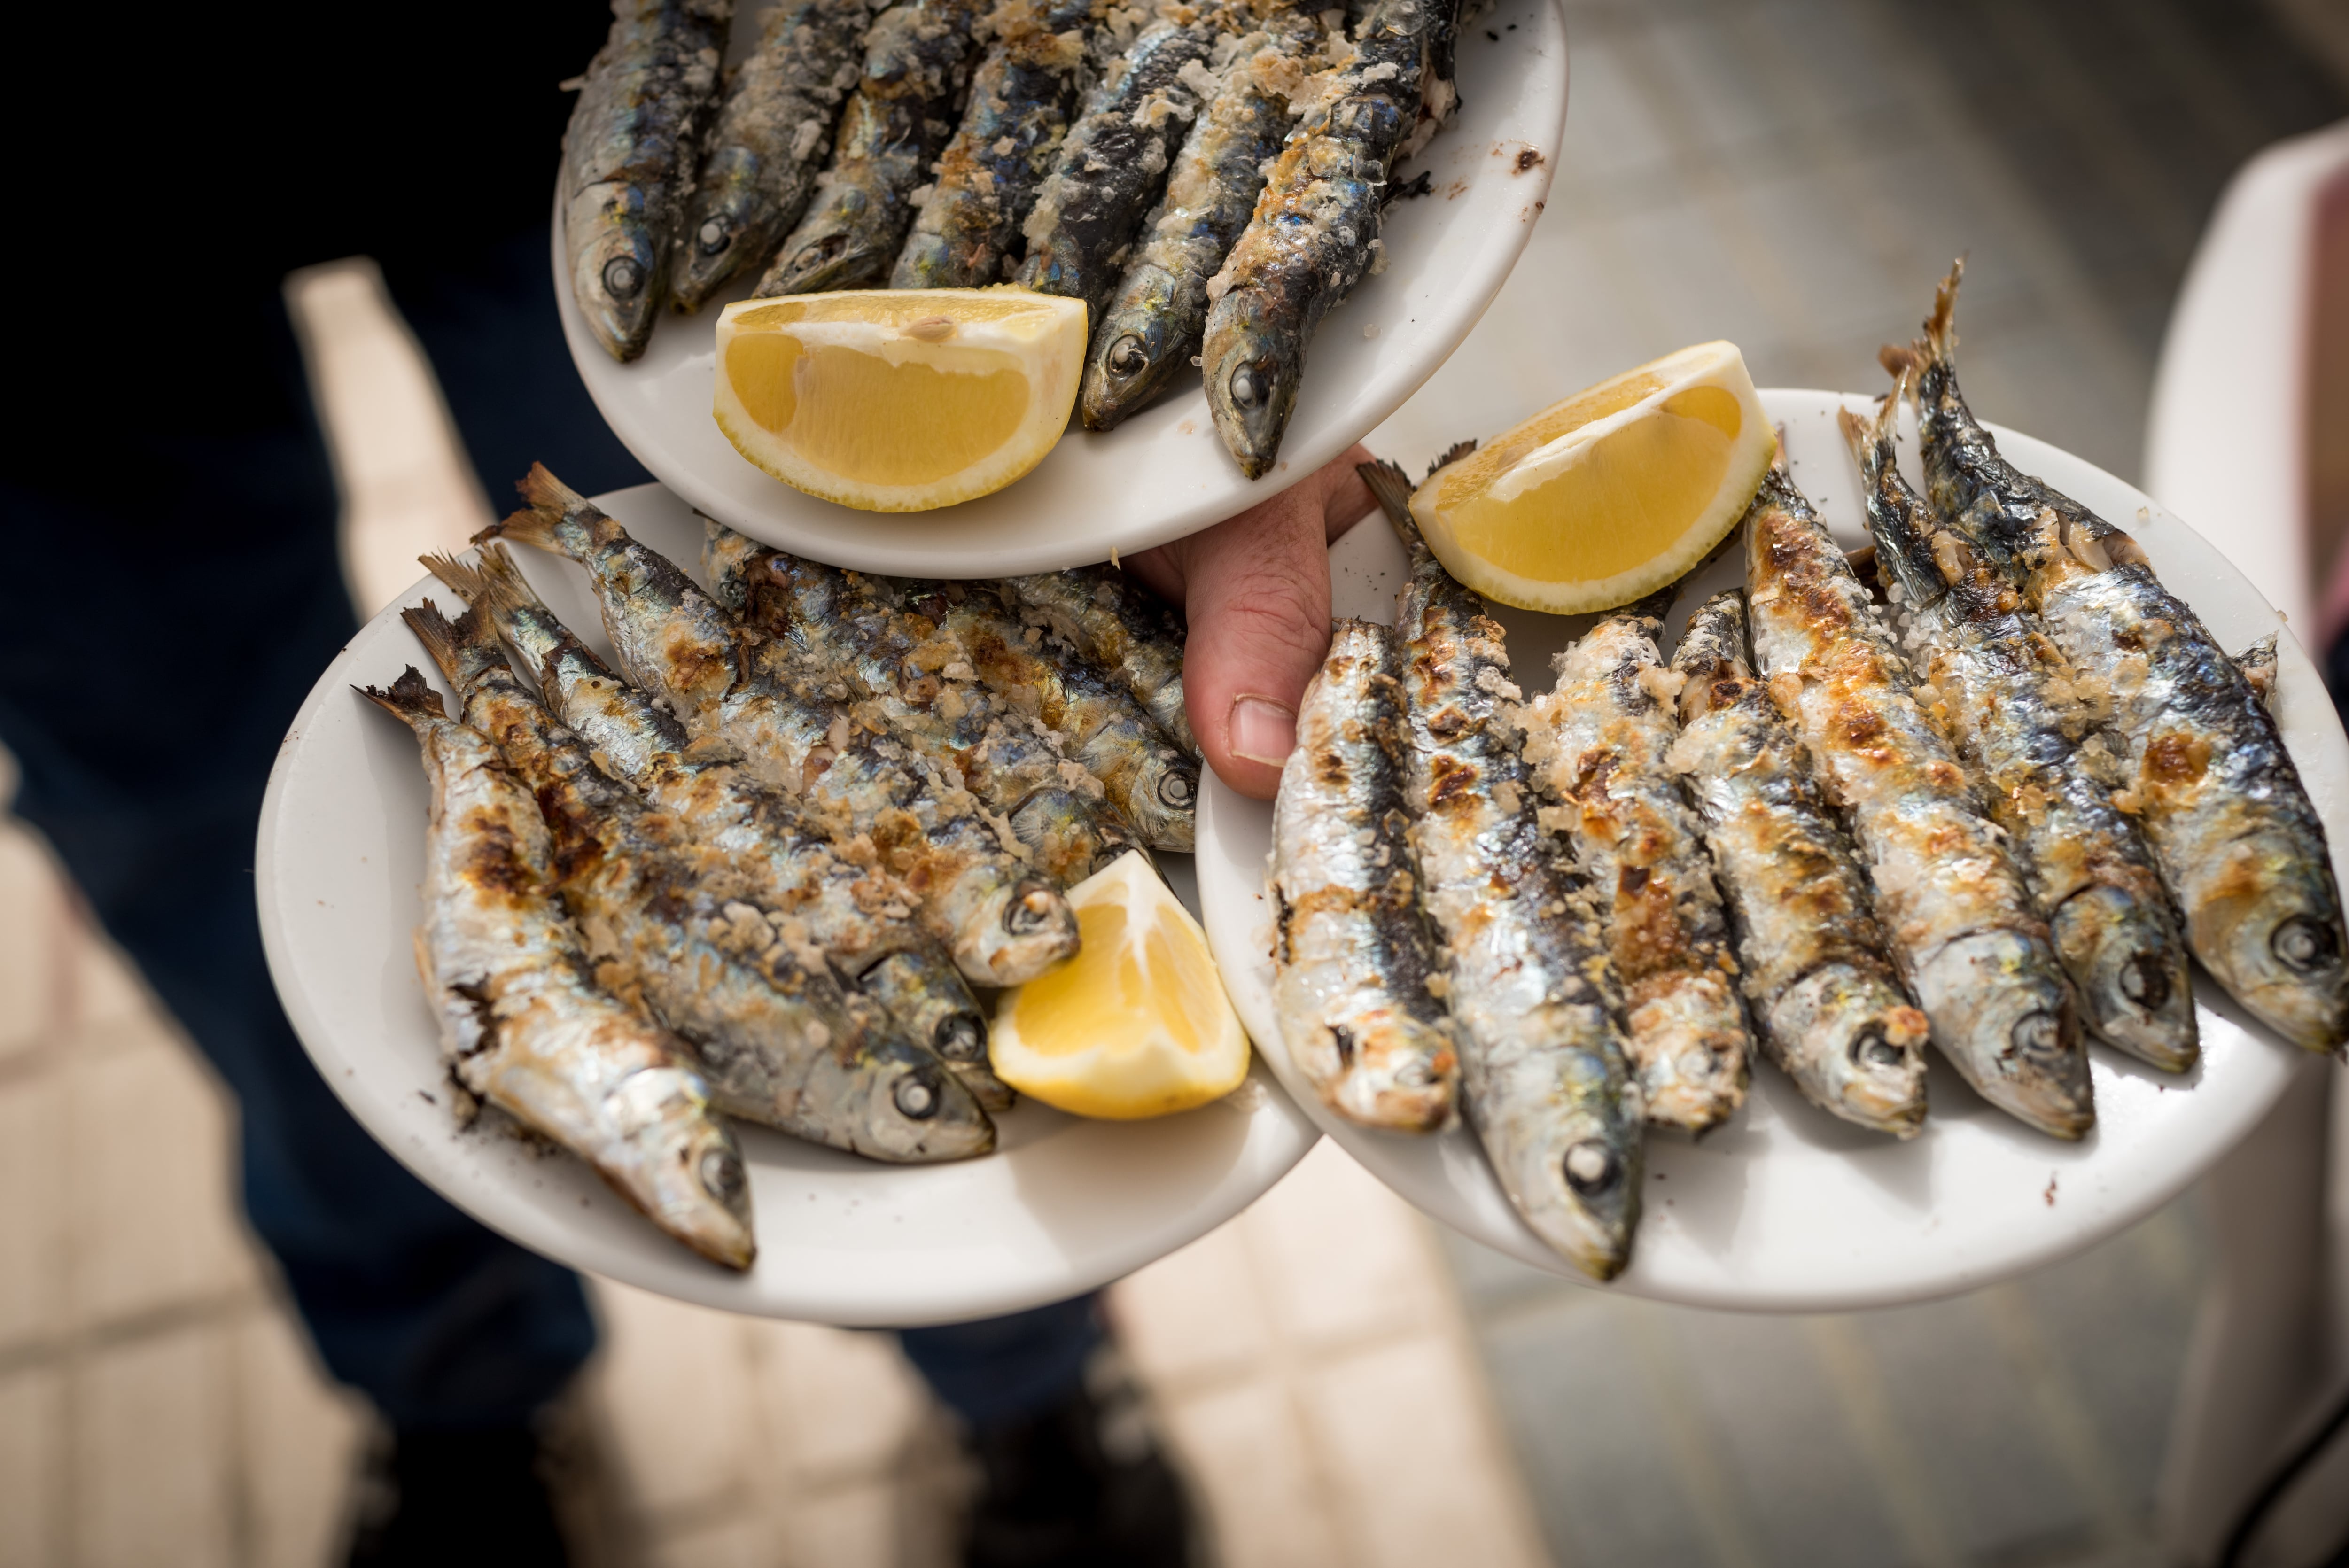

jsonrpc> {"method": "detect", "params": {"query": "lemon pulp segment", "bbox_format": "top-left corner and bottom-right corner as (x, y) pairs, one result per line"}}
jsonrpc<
(1410, 342), (1774, 615)
(713, 287), (1086, 512)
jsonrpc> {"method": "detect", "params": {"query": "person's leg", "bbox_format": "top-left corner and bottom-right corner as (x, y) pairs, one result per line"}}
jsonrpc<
(0, 293), (595, 1559)
(900, 1298), (1190, 1568)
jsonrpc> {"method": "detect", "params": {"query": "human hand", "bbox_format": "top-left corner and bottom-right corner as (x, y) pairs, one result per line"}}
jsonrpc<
(1122, 444), (1378, 800)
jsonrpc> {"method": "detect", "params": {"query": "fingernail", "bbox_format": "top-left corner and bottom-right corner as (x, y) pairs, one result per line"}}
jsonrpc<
(1229, 695), (1297, 767)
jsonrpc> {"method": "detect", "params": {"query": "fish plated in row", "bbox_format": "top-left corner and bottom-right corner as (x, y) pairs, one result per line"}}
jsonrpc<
(1268, 270), (2349, 1281)
(365, 469), (1209, 1266)
(560, 0), (1467, 475)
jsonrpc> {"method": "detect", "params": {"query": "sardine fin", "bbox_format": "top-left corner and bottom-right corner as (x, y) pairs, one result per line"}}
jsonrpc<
(355, 666), (446, 727)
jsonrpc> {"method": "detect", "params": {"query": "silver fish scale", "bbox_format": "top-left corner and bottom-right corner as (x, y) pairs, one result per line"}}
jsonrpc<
(1845, 399), (2198, 1073)
(1015, 14), (1231, 321)
(1905, 269), (2349, 1054)
(484, 473), (1079, 991)
(755, 0), (989, 295)
(1271, 619), (1460, 1132)
(1371, 466), (1641, 1281)
(368, 673), (754, 1268)
(1080, 15), (1321, 430)
(1742, 463), (2094, 1139)
(562, 0), (731, 360)
(1198, 0), (1461, 476)
(718, 544), (1144, 887)
(1665, 591), (1930, 1138)
(426, 548), (1014, 1113)
(410, 609), (995, 1164)
(1522, 601), (1751, 1132)
(997, 567), (1196, 757)
(672, 0), (876, 310)
(915, 582), (1197, 852)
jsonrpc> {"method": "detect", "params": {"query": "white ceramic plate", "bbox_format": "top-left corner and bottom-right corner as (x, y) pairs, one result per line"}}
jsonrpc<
(256, 485), (1318, 1327)
(1198, 387), (2349, 1312)
(558, 1), (1567, 577)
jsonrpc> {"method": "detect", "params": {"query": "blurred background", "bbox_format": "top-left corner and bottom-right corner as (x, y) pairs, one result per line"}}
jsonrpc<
(5, 0), (2349, 1564)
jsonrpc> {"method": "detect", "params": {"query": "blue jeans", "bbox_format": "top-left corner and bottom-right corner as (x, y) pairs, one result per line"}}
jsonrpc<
(0, 231), (1097, 1433)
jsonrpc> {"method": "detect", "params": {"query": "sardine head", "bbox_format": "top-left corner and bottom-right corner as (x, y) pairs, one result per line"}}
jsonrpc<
(1202, 294), (1299, 480)
(577, 218), (663, 363)
(1081, 291), (1182, 432)
(860, 1044), (997, 1162)
(2201, 874), (2349, 1053)
(958, 879), (1082, 986)
(616, 1067), (757, 1270)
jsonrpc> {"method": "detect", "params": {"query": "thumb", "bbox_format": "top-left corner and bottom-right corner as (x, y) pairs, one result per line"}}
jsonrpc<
(1127, 445), (1376, 801)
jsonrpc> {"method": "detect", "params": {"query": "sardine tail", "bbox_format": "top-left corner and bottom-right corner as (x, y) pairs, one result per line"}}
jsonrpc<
(400, 600), (467, 683)
(423, 545), (546, 617)
(1427, 439), (1478, 481)
(1922, 259), (1963, 363)
(517, 462), (589, 516)
(474, 465), (589, 552)
(1357, 458), (1421, 551)
(355, 667), (447, 728)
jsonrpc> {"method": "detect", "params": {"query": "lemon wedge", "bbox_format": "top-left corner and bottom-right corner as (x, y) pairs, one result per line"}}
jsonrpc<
(988, 853), (1251, 1120)
(1410, 341), (1774, 613)
(713, 288), (1087, 512)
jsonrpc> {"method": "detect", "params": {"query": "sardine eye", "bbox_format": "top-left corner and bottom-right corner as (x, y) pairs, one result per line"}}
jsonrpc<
(2273, 916), (2340, 973)
(603, 256), (645, 299)
(1392, 1057), (1434, 1087)
(697, 218), (731, 255)
(1158, 766), (1196, 808)
(2120, 952), (2170, 1008)
(1851, 1026), (1906, 1071)
(2011, 1010), (2062, 1056)
(934, 1013), (986, 1063)
(698, 1145), (745, 1204)
(1107, 334), (1148, 375)
(1562, 1139), (1618, 1198)
(1229, 365), (1261, 407)
(1004, 882), (1060, 937)
(894, 1072), (941, 1120)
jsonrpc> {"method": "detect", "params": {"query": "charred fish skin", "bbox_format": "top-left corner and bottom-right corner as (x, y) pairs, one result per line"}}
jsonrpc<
(1271, 619), (1460, 1131)
(1521, 594), (1753, 1132)
(480, 474), (1077, 987)
(1665, 592), (1930, 1136)
(399, 602), (995, 1164)
(1843, 393), (2198, 1073)
(1904, 267), (2349, 1055)
(419, 548), (1011, 1111)
(997, 567), (1198, 756)
(1200, 0), (1461, 477)
(721, 543), (1146, 886)
(1365, 460), (1641, 1281)
(1014, 14), (1232, 320)
(755, 0), (986, 296)
(672, 0), (875, 311)
(1081, 16), (1320, 430)
(906, 579), (1198, 852)
(361, 670), (755, 1269)
(891, 0), (1094, 289)
(563, 0), (731, 361)
(1743, 458), (2094, 1138)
